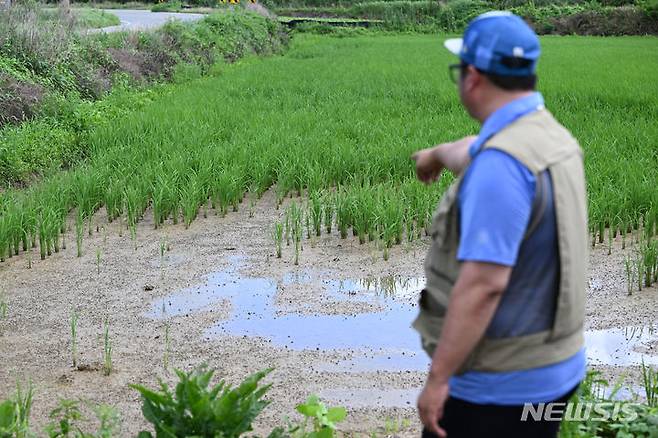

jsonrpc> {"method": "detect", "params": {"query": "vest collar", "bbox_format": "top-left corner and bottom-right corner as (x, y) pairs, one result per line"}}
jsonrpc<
(468, 92), (545, 158)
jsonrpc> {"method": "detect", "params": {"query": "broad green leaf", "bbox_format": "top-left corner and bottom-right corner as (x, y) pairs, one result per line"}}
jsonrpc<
(326, 407), (347, 423)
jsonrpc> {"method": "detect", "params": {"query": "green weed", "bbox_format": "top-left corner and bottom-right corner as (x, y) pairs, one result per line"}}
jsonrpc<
(131, 367), (273, 438)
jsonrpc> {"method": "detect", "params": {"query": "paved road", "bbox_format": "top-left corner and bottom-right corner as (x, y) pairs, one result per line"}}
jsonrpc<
(93, 9), (205, 33)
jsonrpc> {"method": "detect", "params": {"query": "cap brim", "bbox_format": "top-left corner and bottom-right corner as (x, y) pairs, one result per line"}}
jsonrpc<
(444, 38), (463, 56)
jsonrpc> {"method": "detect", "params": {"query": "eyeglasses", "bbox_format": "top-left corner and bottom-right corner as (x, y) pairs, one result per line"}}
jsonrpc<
(448, 63), (463, 84)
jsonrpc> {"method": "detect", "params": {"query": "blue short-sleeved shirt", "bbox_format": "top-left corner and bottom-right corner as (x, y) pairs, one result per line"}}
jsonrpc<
(448, 148), (586, 405)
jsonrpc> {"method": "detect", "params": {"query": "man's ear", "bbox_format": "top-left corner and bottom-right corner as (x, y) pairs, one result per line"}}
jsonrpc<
(463, 65), (481, 93)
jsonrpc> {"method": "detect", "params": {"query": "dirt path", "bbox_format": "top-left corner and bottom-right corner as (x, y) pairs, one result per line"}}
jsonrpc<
(0, 190), (656, 436)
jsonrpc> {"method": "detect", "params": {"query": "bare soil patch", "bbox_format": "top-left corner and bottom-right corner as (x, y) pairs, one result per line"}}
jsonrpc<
(0, 190), (656, 436)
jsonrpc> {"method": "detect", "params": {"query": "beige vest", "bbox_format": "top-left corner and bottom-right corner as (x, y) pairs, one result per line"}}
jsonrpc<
(412, 109), (588, 373)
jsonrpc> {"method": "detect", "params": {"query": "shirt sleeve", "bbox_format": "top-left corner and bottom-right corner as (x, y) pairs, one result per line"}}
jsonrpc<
(456, 149), (536, 266)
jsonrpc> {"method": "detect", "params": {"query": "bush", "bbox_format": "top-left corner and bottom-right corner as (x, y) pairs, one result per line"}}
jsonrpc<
(536, 5), (658, 35)
(131, 367), (273, 437)
(640, 0), (658, 17)
(0, 119), (79, 184)
(151, 1), (183, 12)
(0, 74), (44, 127)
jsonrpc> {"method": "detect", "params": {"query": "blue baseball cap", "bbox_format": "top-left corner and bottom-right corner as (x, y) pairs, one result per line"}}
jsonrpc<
(444, 11), (540, 76)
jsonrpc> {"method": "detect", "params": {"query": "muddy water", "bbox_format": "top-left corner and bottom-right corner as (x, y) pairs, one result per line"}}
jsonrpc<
(147, 257), (658, 377)
(146, 256), (431, 373)
(587, 325), (658, 366)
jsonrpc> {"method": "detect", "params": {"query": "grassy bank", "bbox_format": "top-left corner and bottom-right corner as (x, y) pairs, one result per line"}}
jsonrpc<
(39, 7), (121, 28)
(273, 0), (658, 34)
(0, 4), (288, 188)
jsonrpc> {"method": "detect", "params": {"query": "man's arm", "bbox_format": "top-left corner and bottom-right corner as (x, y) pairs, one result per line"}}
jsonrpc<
(411, 135), (476, 183)
(417, 261), (511, 437)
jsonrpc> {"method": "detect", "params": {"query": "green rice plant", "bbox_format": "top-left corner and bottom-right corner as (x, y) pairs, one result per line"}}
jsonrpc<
(161, 302), (171, 371)
(598, 220), (605, 245)
(620, 214), (628, 250)
(323, 192), (334, 235)
(131, 367), (273, 438)
(642, 238), (657, 288)
(96, 248), (102, 275)
(0, 291), (6, 317)
(294, 234), (301, 265)
(181, 177), (203, 229)
(45, 399), (121, 438)
(70, 308), (79, 369)
(625, 255), (635, 295)
(382, 416), (412, 435)
(334, 189), (351, 240)
(104, 180), (124, 224)
(290, 204), (304, 266)
(102, 317), (112, 377)
(310, 192), (322, 237)
(75, 210), (84, 258)
(152, 177), (173, 229)
(159, 238), (167, 279)
(642, 359), (658, 408)
(305, 210), (311, 240)
(273, 222), (284, 259)
(0, 291), (7, 336)
(26, 246), (32, 269)
(636, 250), (644, 292)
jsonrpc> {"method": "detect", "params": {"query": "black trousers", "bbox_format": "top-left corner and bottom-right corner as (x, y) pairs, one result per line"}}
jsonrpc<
(421, 385), (579, 438)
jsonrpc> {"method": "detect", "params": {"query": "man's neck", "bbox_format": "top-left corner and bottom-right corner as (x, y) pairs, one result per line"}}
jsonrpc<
(476, 90), (535, 124)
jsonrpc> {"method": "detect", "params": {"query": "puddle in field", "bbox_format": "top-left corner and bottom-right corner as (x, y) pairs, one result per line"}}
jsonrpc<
(146, 257), (429, 371)
(204, 273), (426, 356)
(147, 257), (658, 373)
(585, 325), (658, 366)
(319, 388), (420, 409)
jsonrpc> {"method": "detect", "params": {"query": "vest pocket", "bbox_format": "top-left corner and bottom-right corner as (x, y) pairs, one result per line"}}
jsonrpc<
(429, 182), (460, 245)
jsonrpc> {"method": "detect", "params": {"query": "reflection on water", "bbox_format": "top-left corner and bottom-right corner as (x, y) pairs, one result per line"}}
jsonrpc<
(319, 388), (421, 409)
(146, 258), (429, 370)
(147, 258), (658, 372)
(585, 325), (658, 366)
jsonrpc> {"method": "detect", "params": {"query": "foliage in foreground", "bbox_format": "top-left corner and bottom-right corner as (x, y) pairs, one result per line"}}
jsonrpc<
(0, 383), (33, 438)
(560, 366), (658, 438)
(131, 367), (273, 438)
(0, 367), (350, 438)
(1, 365), (657, 437)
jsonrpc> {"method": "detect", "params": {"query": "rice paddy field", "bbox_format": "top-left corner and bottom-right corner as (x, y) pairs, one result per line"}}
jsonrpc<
(1, 33), (658, 435)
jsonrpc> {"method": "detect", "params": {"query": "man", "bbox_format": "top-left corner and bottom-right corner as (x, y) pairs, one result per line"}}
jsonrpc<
(411, 12), (588, 438)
